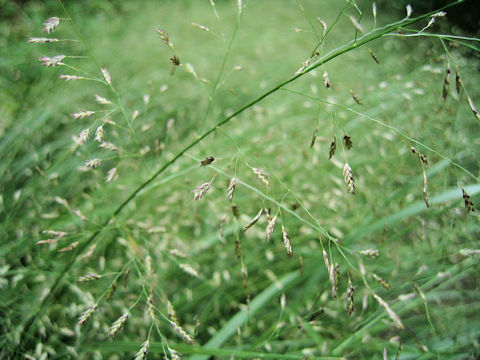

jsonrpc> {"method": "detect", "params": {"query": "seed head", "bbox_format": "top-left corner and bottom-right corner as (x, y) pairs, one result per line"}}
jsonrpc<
(281, 225), (293, 257)
(39, 55), (64, 67)
(373, 293), (404, 329)
(368, 48), (380, 64)
(105, 168), (118, 183)
(95, 94), (112, 105)
(77, 274), (101, 283)
(71, 111), (95, 119)
(101, 68), (111, 84)
(346, 278), (355, 316)
(28, 37), (59, 43)
(94, 126), (105, 142)
(169, 348), (182, 360)
(99, 142), (119, 151)
(349, 16), (364, 33)
(193, 182), (211, 200)
(108, 313), (129, 337)
(243, 208), (263, 232)
(343, 162), (355, 194)
(343, 133), (353, 150)
(323, 71), (331, 88)
(360, 249), (379, 257)
(85, 158), (102, 168)
(156, 28), (174, 48)
(373, 273), (391, 289)
(328, 135), (336, 159)
(134, 340), (149, 360)
(42, 17), (59, 34)
(266, 214), (277, 242)
(77, 128), (90, 145)
(170, 55), (181, 66)
(227, 177), (236, 202)
(179, 263), (199, 278)
(77, 304), (98, 326)
(59, 74), (84, 81)
(462, 188), (475, 213)
(350, 90), (363, 105)
(169, 320), (195, 344)
(253, 168), (269, 187)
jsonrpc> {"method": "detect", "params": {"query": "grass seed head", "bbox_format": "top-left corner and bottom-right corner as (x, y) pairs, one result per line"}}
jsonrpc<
(266, 214), (277, 242)
(323, 71), (331, 88)
(253, 168), (269, 187)
(71, 111), (95, 119)
(95, 94), (112, 105)
(467, 96), (480, 121)
(328, 135), (336, 159)
(39, 55), (64, 67)
(99, 142), (119, 152)
(281, 225), (293, 257)
(343, 162), (355, 195)
(169, 320), (195, 344)
(373, 293), (405, 329)
(343, 133), (353, 150)
(346, 278), (355, 316)
(442, 67), (451, 101)
(349, 16), (365, 33)
(373, 273), (391, 290)
(59, 74), (84, 81)
(193, 182), (211, 200)
(42, 17), (59, 34)
(227, 177), (236, 202)
(77, 304), (98, 326)
(350, 90), (363, 105)
(179, 263), (199, 278)
(105, 282), (117, 302)
(462, 188), (475, 213)
(243, 208), (263, 232)
(134, 340), (149, 360)
(77, 274), (101, 283)
(101, 68), (112, 84)
(360, 249), (379, 257)
(108, 313), (129, 337)
(368, 48), (380, 64)
(85, 158), (102, 168)
(455, 67), (462, 94)
(169, 348), (182, 360)
(94, 126), (105, 142)
(170, 55), (181, 66)
(28, 37), (59, 43)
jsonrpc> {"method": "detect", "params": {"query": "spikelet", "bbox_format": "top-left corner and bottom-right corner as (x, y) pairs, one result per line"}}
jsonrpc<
(77, 304), (98, 326)
(28, 37), (59, 43)
(467, 96), (480, 121)
(43, 17), (59, 33)
(39, 55), (64, 67)
(350, 90), (363, 105)
(156, 28), (174, 49)
(85, 159), (101, 168)
(95, 94), (112, 105)
(455, 66), (462, 94)
(372, 293), (404, 329)
(58, 241), (79, 252)
(200, 156), (215, 167)
(99, 142), (118, 151)
(179, 263), (199, 278)
(373, 273), (391, 290)
(422, 171), (429, 208)
(169, 348), (182, 360)
(360, 249), (379, 257)
(105, 282), (117, 302)
(59, 74), (84, 81)
(310, 125), (319, 148)
(243, 208), (263, 232)
(71, 111), (95, 119)
(323, 250), (336, 298)
(253, 168), (269, 187)
(94, 126), (105, 142)
(227, 177), (236, 202)
(343, 162), (355, 195)
(413, 282), (427, 303)
(266, 214), (277, 242)
(349, 16), (365, 33)
(105, 168), (118, 183)
(235, 239), (242, 260)
(101, 68), (111, 84)
(281, 225), (293, 257)
(406, 4), (413, 17)
(169, 320), (195, 344)
(134, 340), (149, 360)
(191, 22), (209, 32)
(346, 278), (355, 316)
(323, 72), (331, 88)
(166, 299), (179, 325)
(462, 188), (475, 213)
(368, 48), (380, 64)
(108, 313), (129, 337)
(192, 182), (211, 200)
(343, 133), (353, 150)
(328, 135), (336, 159)
(331, 264), (339, 298)
(442, 66), (451, 101)
(77, 274), (101, 283)
(170, 55), (181, 66)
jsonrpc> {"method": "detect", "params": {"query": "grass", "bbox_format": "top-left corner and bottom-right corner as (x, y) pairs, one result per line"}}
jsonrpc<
(1, 0), (479, 359)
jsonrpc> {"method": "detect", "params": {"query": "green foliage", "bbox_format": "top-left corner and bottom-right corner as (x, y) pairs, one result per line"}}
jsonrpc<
(1, 0), (479, 359)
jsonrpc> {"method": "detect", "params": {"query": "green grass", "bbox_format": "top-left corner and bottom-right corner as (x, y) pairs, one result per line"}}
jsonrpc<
(1, 0), (479, 359)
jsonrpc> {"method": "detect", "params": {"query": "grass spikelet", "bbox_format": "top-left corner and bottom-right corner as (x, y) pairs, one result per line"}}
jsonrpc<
(95, 94), (112, 105)
(58, 241), (79, 252)
(281, 225), (293, 257)
(108, 313), (129, 337)
(360, 249), (379, 257)
(170, 55), (181, 66)
(462, 188), (475, 213)
(310, 125), (319, 148)
(134, 340), (149, 360)
(77, 304), (98, 326)
(39, 55), (64, 67)
(328, 135), (336, 159)
(105, 168), (118, 183)
(179, 263), (199, 278)
(373, 273), (391, 289)
(343, 162), (355, 195)
(343, 132), (353, 150)
(77, 274), (101, 283)
(442, 66), (451, 101)
(323, 250), (337, 298)
(349, 89), (363, 105)
(235, 239), (242, 260)
(28, 37), (59, 43)
(192, 182), (211, 200)
(253, 168), (269, 187)
(166, 299), (179, 325)
(59, 74), (84, 81)
(169, 320), (195, 344)
(191, 22), (209, 32)
(412, 282), (427, 303)
(323, 71), (331, 88)
(243, 208), (263, 232)
(42, 17), (59, 34)
(349, 16), (365, 33)
(346, 278), (355, 316)
(227, 177), (236, 202)
(85, 158), (102, 168)
(156, 28), (174, 49)
(71, 111), (95, 119)
(101, 68), (111, 84)
(266, 214), (277, 242)
(105, 282), (117, 302)
(94, 126), (105, 142)
(99, 142), (119, 151)
(368, 48), (380, 64)
(455, 66), (462, 94)
(372, 293), (404, 329)
(169, 348), (182, 360)
(200, 156), (215, 167)
(467, 96), (480, 121)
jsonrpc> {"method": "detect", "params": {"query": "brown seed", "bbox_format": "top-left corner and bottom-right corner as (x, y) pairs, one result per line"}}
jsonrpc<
(350, 90), (363, 105)
(368, 48), (380, 64)
(328, 135), (336, 159)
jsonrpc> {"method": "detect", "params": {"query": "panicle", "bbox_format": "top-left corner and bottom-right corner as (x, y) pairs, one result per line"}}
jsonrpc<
(373, 293), (405, 329)
(323, 71), (331, 88)
(462, 188), (475, 213)
(346, 278), (355, 316)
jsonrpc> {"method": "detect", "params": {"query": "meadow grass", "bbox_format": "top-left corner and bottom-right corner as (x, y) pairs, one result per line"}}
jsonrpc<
(1, 0), (479, 359)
